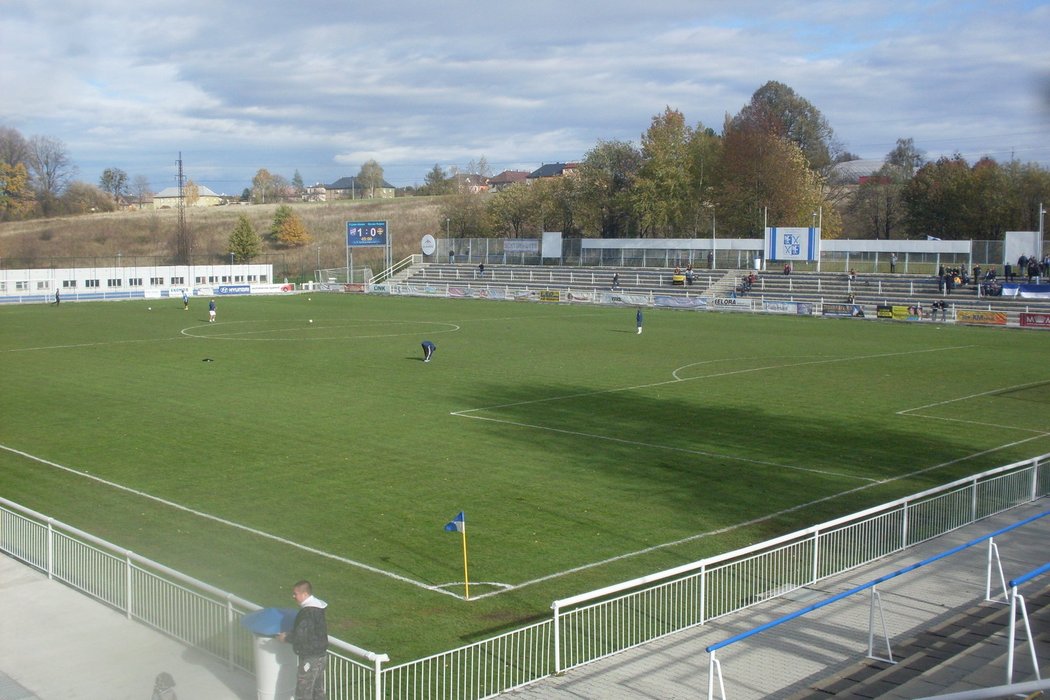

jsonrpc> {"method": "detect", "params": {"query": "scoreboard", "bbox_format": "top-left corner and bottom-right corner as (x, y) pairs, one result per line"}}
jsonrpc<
(346, 220), (387, 247)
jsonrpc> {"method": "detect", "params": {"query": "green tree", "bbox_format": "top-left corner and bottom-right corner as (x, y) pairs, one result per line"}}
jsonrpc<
(576, 139), (641, 237)
(715, 117), (833, 237)
(732, 80), (836, 172)
(847, 163), (909, 239)
(99, 167), (129, 202)
(291, 170), (305, 198)
(227, 214), (262, 262)
(886, 137), (925, 174)
(486, 183), (537, 237)
(422, 164), (453, 195)
(272, 204), (310, 247)
(357, 159), (385, 198)
(901, 156), (973, 239)
(442, 192), (491, 237)
(59, 181), (116, 214)
(632, 107), (696, 237)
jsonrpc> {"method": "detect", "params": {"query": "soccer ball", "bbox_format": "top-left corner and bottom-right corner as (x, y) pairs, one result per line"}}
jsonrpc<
(309, 319), (313, 323)
(148, 307), (152, 311)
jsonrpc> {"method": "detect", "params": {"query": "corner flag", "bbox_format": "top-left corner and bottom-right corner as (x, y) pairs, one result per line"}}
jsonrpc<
(444, 511), (469, 599)
(444, 511), (465, 533)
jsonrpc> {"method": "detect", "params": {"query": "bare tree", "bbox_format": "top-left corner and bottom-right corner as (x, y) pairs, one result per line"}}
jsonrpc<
(0, 126), (30, 167)
(28, 135), (77, 214)
(131, 174), (152, 206)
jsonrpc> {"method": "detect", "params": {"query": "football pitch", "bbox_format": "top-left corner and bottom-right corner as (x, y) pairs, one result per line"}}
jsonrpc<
(2, 293), (1049, 660)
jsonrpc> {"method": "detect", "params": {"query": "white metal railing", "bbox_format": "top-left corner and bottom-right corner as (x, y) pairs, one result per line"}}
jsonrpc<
(550, 455), (1048, 676)
(0, 497), (386, 700)
(2, 455), (1046, 700)
(382, 619), (552, 699)
(705, 509), (1049, 699)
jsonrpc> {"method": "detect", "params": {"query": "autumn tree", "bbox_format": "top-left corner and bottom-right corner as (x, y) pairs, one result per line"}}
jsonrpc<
(184, 179), (200, 207)
(99, 167), (129, 202)
(227, 214), (262, 262)
(0, 162), (35, 220)
(357, 160), (385, 197)
(715, 117), (832, 237)
(251, 168), (287, 203)
(271, 204), (310, 247)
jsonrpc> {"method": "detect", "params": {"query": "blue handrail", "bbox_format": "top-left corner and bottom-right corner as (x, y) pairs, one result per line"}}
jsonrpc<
(706, 508), (1049, 653)
(1010, 561), (1050, 588)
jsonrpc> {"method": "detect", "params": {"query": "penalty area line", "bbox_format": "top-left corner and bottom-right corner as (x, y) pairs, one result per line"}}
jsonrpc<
(0, 443), (459, 598)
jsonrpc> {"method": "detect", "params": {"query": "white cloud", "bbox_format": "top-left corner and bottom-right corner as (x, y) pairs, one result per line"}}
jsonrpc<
(1, 1), (1047, 191)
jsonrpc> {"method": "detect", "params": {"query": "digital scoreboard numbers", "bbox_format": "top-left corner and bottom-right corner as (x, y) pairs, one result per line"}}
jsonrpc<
(346, 220), (388, 246)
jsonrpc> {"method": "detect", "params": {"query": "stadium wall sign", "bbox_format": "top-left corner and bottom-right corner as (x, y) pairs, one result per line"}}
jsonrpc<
(822, 303), (865, 318)
(1020, 313), (1050, 329)
(763, 301), (814, 316)
(876, 304), (923, 321)
(956, 309), (1006, 326)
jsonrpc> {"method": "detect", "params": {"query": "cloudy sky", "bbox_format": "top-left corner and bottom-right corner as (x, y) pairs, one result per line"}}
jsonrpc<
(2, 1), (1049, 195)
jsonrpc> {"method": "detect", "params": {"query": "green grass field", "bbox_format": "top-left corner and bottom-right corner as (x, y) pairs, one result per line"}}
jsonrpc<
(2, 293), (1049, 660)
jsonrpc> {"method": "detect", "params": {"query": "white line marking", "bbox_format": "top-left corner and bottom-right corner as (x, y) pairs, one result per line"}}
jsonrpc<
(0, 443), (461, 598)
(464, 431), (1050, 600)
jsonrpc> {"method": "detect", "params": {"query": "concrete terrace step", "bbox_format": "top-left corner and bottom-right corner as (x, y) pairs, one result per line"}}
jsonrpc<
(785, 583), (1050, 699)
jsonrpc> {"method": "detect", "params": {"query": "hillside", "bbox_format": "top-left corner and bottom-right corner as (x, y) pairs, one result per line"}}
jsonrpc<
(0, 197), (449, 279)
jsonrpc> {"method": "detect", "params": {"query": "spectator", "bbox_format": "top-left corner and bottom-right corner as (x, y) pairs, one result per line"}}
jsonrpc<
(783, 263), (791, 275)
(890, 253), (897, 273)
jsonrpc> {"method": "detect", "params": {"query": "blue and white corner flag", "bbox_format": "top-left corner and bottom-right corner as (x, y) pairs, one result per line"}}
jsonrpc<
(444, 511), (465, 533)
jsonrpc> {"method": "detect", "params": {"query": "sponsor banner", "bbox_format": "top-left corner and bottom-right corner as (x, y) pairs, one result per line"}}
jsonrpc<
(343, 283), (368, 293)
(956, 309), (1006, 326)
(216, 284), (251, 296)
(1020, 313), (1050, 329)
(764, 301), (813, 315)
(539, 290), (561, 302)
(711, 297), (752, 309)
(368, 284), (390, 295)
(567, 291), (596, 303)
(876, 304), (923, 321)
(823, 303), (865, 318)
(653, 295), (706, 309)
(399, 284), (444, 296)
(503, 239), (540, 254)
(606, 292), (651, 306)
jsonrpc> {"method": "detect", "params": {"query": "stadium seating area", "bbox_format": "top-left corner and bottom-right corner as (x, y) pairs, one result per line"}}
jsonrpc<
(399, 263), (1050, 317)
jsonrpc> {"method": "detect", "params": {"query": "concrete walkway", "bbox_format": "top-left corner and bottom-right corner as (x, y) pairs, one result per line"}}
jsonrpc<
(0, 557), (255, 700)
(504, 500), (1049, 699)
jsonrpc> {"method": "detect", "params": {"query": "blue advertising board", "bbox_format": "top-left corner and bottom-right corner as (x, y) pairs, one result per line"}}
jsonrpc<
(347, 220), (388, 247)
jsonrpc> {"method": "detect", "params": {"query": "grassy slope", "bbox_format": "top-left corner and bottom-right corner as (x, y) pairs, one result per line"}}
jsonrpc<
(1, 294), (1048, 659)
(0, 197), (447, 274)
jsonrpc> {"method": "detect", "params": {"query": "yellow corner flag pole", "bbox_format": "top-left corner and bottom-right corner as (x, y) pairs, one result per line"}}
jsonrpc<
(461, 526), (470, 601)
(445, 511), (470, 600)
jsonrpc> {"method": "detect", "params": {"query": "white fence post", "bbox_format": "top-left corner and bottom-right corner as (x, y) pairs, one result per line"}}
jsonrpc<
(552, 602), (562, 674)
